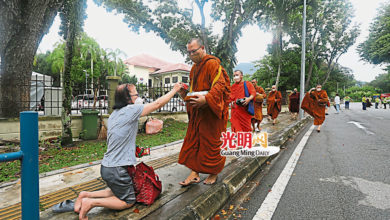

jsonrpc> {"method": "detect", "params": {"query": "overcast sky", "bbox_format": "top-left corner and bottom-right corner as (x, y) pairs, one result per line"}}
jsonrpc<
(38, 0), (388, 82)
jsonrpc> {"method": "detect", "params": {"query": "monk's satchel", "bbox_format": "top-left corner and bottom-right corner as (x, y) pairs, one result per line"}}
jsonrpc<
(128, 162), (162, 205)
(244, 81), (255, 116)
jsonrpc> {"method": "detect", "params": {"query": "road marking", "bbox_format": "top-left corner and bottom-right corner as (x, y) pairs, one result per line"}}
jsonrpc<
(347, 121), (374, 135)
(252, 125), (315, 220)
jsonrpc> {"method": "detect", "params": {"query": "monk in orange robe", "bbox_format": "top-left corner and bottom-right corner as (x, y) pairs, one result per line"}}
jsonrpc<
(251, 79), (266, 132)
(267, 85), (282, 125)
(230, 70), (256, 132)
(301, 84), (329, 132)
(177, 38), (231, 185)
(289, 88), (300, 120)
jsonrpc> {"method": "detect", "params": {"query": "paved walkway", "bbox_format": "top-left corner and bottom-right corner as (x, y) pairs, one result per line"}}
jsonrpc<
(0, 106), (309, 220)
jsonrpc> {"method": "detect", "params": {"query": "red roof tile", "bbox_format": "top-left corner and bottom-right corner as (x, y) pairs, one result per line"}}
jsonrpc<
(152, 63), (191, 74)
(124, 54), (172, 69)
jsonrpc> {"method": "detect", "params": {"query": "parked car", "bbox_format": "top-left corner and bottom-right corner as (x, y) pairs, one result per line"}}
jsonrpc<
(72, 94), (95, 109)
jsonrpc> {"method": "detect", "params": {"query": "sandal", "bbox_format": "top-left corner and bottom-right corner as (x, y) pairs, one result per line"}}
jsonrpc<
(52, 200), (75, 213)
(179, 177), (201, 186)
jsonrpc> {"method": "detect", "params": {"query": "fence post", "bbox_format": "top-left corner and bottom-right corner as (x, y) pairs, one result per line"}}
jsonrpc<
(106, 76), (121, 114)
(20, 111), (39, 220)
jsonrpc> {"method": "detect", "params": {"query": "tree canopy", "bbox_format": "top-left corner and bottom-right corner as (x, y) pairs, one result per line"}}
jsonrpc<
(358, 2), (390, 65)
(93, 0), (267, 77)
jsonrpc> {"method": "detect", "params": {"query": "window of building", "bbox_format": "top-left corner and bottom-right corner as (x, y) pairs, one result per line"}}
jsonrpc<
(182, 76), (188, 83)
(172, 76), (178, 83)
(165, 77), (170, 84)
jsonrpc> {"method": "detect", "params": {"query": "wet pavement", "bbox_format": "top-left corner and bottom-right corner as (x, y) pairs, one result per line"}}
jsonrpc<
(0, 106), (309, 219)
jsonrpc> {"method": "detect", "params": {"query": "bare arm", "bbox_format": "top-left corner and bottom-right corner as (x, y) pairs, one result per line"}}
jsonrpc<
(141, 83), (182, 116)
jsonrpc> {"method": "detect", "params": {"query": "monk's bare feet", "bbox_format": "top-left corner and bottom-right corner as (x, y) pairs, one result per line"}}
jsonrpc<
(78, 198), (93, 220)
(74, 191), (88, 213)
(179, 171), (200, 186)
(203, 174), (218, 185)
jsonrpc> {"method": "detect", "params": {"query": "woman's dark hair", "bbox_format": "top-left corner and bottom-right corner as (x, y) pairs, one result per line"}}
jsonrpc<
(113, 84), (132, 110)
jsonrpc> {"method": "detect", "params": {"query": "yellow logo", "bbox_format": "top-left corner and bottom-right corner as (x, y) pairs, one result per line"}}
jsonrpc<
(252, 132), (268, 148)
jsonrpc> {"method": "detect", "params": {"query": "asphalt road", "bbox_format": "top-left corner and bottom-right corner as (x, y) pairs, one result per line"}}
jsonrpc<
(220, 102), (390, 220)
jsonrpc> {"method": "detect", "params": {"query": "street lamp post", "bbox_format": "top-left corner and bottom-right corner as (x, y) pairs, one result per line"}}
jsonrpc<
(299, 0), (307, 120)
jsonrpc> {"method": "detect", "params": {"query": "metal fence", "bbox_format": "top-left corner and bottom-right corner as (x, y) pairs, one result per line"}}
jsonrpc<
(134, 83), (186, 113)
(0, 75), (187, 118)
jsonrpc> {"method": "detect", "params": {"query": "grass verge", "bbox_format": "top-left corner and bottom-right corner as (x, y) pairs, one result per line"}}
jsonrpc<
(0, 118), (188, 183)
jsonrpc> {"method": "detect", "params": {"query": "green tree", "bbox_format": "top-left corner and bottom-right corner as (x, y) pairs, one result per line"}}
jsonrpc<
(106, 48), (127, 76)
(94, 0), (267, 77)
(59, 0), (87, 146)
(257, 0), (301, 89)
(369, 72), (390, 92)
(358, 2), (390, 65)
(0, 0), (64, 117)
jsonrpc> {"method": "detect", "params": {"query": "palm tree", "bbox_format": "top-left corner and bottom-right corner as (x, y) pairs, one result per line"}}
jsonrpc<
(106, 48), (127, 76)
(80, 34), (101, 91)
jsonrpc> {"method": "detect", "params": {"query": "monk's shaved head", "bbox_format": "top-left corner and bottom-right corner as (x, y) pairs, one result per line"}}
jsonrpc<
(234, 70), (243, 76)
(187, 38), (204, 47)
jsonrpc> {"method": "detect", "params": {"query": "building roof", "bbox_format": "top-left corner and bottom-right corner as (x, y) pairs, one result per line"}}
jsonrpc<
(123, 54), (172, 69)
(152, 63), (191, 75)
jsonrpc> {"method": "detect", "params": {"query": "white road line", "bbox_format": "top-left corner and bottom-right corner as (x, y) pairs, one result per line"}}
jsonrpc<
(252, 125), (315, 220)
(347, 121), (374, 135)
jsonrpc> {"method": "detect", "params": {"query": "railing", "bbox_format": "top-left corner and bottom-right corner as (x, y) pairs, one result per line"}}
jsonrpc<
(0, 112), (39, 220)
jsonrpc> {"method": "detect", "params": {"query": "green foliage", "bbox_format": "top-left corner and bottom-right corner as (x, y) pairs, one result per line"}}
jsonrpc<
(358, 2), (390, 65)
(252, 47), (357, 95)
(368, 72), (390, 93)
(345, 85), (378, 101)
(34, 33), (127, 96)
(0, 119), (188, 183)
(94, 0), (267, 77)
(288, 0), (359, 86)
(121, 74), (138, 84)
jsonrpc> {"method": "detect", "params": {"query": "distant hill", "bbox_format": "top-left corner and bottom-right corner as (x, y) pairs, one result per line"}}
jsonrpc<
(234, 63), (257, 75)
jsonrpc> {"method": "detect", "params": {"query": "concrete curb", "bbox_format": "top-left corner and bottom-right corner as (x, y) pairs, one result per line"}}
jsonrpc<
(169, 116), (311, 220)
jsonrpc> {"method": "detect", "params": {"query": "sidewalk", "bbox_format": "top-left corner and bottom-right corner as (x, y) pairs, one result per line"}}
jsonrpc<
(0, 109), (311, 220)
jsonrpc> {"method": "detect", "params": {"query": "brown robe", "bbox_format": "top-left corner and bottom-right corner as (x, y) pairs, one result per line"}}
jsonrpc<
(253, 86), (266, 121)
(289, 92), (300, 113)
(179, 55), (231, 175)
(301, 90), (329, 125)
(267, 90), (282, 119)
(230, 81), (256, 132)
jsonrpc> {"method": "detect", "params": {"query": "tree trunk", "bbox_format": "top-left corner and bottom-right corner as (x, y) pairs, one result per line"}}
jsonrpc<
(275, 63), (281, 89)
(305, 58), (314, 89)
(61, 0), (84, 146)
(275, 26), (283, 89)
(194, 0), (209, 54)
(0, 1), (63, 118)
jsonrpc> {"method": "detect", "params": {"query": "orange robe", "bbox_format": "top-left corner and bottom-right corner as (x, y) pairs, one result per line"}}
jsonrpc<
(289, 92), (300, 113)
(253, 86), (266, 121)
(267, 91), (282, 119)
(230, 81), (256, 132)
(301, 90), (329, 125)
(179, 55), (231, 175)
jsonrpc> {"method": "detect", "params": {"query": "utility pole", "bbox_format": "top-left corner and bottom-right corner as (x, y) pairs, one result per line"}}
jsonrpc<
(299, 0), (307, 120)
